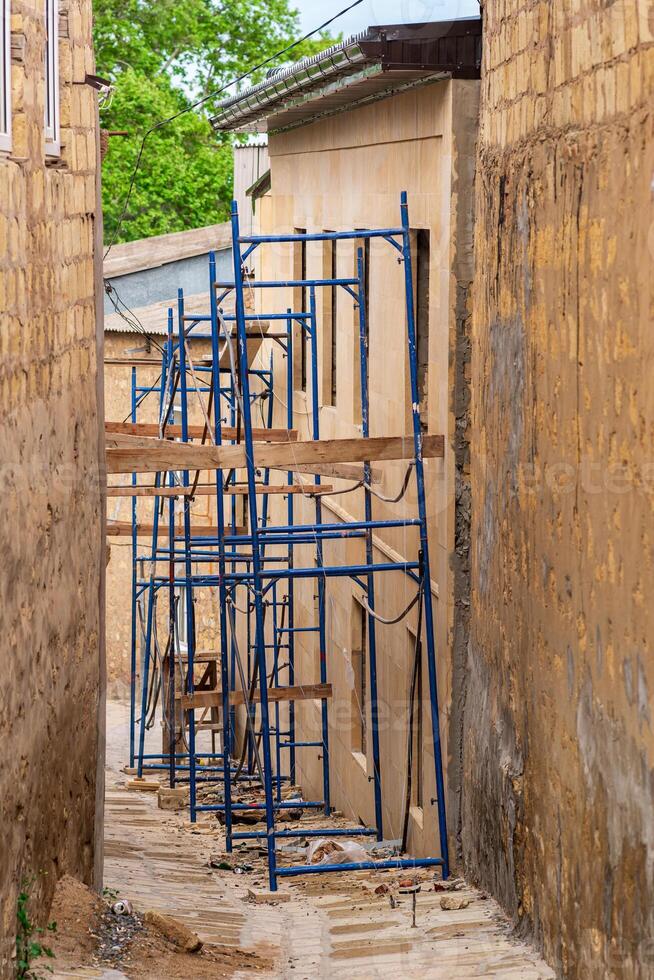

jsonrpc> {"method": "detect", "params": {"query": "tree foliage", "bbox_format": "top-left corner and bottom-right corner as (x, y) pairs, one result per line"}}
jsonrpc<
(96, 0), (334, 243)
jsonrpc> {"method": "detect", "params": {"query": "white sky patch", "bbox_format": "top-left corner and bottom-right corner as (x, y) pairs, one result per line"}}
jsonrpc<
(294, 0), (480, 37)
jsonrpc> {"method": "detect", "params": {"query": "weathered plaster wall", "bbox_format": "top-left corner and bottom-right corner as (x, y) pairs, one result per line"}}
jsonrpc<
(467, 2), (654, 976)
(0, 1), (104, 974)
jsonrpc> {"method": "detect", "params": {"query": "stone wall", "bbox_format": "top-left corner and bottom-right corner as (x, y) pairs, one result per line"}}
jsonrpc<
(0, 1), (104, 973)
(467, 2), (654, 976)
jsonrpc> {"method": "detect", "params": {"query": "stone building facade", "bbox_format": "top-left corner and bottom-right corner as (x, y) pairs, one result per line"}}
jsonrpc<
(467, 2), (654, 976)
(0, 0), (104, 972)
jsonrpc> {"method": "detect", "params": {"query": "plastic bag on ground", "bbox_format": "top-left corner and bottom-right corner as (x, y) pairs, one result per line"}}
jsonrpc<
(306, 837), (369, 865)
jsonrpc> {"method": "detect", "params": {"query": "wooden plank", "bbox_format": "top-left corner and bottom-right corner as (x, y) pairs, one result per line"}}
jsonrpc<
(225, 483), (331, 495)
(106, 434), (443, 475)
(180, 683), (332, 710)
(104, 358), (162, 367)
(106, 421), (298, 443)
(271, 462), (381, 483)
(107, 520), (245, 538)
(106, 483), (330, 497)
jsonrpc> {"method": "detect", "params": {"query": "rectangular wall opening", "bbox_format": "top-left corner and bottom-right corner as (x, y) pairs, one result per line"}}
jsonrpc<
(415, 228), (430, 432)
(293, 228), (307, 391)
(322, 236), (337, 406)
(408, 624), (424, 812)
(352, 233), (370, 424)
(351, 596), (367, 761)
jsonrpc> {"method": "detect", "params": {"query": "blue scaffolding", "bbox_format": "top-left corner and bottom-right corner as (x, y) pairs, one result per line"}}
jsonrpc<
(120, 192), (449, 892)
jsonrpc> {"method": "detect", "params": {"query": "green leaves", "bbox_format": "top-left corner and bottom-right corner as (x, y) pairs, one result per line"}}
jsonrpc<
(15, 878), (57, 979)
(96, 0), (336, 244)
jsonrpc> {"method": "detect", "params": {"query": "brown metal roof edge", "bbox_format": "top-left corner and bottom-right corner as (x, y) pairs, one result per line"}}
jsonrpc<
(210, 18), (481, 132)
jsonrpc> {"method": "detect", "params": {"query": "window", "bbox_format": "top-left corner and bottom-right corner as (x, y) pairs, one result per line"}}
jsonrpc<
(322, 236), (337, 406)
(0, 0), (10, 151)
(292, 229), (308, 390)
(351, 597), (367, 758)
(45, 0), (60, 155)
(415, 229), (430, 431)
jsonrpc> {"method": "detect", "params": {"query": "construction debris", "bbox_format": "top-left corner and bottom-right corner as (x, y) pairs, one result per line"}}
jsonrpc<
(143, 910), (203, 953)
(127, 777), (160, 792)
(157, 786), (188, 810)
(247, 887), (291, 904)
(440, 895), (471, 911)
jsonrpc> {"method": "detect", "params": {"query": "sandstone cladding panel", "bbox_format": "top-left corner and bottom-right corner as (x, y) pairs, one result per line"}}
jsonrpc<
(0, 2), (103, 974)
(468, 1), (654, 977)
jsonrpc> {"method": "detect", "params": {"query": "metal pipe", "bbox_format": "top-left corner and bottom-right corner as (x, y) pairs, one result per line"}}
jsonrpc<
(230, 199), (279, 891)
(276, 857), (444, 878)
(356, 246), (384, 840)
(400, 190), (449, 877)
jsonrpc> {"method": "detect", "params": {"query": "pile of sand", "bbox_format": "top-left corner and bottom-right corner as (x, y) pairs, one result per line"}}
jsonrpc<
(47, 874), (104, 964)
(41, 874), (275, 978)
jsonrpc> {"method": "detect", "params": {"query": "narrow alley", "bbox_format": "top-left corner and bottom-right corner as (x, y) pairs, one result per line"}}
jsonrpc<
(48, 701), (553, 979)
(3, 3), (653, 980)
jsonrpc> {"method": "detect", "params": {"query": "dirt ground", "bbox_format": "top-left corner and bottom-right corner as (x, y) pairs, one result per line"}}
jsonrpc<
(41, 874), (273, 979)
(40, 703), (555, 979)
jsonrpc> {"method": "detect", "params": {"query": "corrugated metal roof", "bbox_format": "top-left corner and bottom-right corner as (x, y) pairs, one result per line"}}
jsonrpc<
(104, 292), (235, 335)
(211, 19), (481, 134)
(104, 222), (231, 279)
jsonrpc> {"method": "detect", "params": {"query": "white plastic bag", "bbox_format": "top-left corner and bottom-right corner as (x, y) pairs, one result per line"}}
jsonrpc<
(306, 837), (369, 866)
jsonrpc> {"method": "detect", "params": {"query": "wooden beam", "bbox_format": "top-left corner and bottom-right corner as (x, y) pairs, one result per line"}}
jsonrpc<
(106, 483), (330, 497)
(224, 483), (331, 495)
(180, 682), (332, 710)
(270, 463), (381, 483)
(104, 358), (162, 367)
(106, 434), (443, 475)
(106, 421), (298, 443)
(107, 520), (245, 538)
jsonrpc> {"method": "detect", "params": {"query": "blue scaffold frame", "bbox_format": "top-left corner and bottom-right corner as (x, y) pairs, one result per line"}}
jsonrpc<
(123, 191), (449, 893)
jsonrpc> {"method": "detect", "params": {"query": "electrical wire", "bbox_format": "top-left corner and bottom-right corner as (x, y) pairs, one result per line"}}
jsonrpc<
(104, 279), (166, 355)
(103, 0), (365, 257)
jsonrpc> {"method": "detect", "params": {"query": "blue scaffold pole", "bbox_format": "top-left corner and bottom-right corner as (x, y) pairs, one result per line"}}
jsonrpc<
(208, 250), (233, 842)
(136, 337), (169, 777)
(356, 247), (384, 840)
(167, 309), (177, 789)
(129, 367), (138, 768)
(177, 289), (197, 818)
(285, 309), (296, 785)
(231, 200), (279, 890)
(308, 286), (331, 816)
(400, 190), (449, 876)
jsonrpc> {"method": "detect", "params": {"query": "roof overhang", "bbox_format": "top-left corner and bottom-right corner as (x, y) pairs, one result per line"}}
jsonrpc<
(211, 18), (481, 135)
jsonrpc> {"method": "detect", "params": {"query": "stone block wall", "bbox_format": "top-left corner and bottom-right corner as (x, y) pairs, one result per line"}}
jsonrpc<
(0, 1), (103, 974)
(467, 1), (654, 976)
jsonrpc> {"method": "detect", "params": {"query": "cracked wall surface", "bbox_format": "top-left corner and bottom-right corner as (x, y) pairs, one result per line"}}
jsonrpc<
(467, 2), (654, 976)
(0, 2), (103, 975)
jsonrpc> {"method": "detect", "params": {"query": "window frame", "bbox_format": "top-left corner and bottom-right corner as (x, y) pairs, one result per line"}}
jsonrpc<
(44, 0), (60, 156)
(0, 0), (11, 152)
(351, 595), (368, 761)
(293, 228), (308, 391)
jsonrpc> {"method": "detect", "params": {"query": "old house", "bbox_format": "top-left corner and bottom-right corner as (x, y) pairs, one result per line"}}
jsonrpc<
(0, 0), (104, 967)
